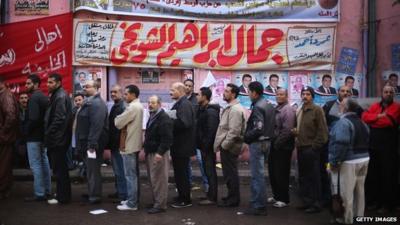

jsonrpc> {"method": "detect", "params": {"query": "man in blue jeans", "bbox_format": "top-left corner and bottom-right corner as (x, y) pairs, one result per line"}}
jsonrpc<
(243, 81), (276, 216)
(23, 74), (51, 202)
(107, 85), (127, 201)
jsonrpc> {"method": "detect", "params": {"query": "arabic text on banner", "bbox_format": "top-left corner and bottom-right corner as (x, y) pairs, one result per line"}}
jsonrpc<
(0, 13), (73, 94)
(74, 0), (339, 22)
(73, 19), (336, 71)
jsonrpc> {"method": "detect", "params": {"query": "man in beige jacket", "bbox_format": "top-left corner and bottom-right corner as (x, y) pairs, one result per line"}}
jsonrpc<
(115, 85), (143, 211)
(214, 83), (246, 207)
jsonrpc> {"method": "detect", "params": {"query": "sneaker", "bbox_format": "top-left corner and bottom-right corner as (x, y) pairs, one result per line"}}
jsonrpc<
(120, 200), (128, 205)
(147, 207), (166, 214)
(170, 201), (192, 208)
(273, 201), (288, 208)
(117, 204), (138, 211)
(267, 197), (276, 204)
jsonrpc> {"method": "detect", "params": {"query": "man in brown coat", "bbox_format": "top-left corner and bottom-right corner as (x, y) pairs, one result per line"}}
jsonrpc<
(0, 77), (19, 199)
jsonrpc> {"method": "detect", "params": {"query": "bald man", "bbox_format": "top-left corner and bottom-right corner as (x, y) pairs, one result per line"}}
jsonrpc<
(107, 85), (127, 201)
(169, 82), (196, 208)
(76, 80), (109, 204)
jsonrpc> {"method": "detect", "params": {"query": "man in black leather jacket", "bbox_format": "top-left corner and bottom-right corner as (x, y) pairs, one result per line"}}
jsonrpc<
(243, 81), (276, 216)
(44, 73), (73, 204)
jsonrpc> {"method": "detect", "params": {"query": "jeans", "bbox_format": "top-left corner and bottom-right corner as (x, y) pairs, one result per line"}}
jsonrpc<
(27, 142), (52, 197)
(122, 153), (139, 208)
(249, 141), (270, 209)
(111, 149), (127, 200)
(188, 149), (208, 189)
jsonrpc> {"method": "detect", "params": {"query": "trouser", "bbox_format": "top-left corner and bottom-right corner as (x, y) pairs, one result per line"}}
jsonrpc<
(268, 144), (293, 203)
(297, 147), (321, 208)
(122, 152), (139, 208)
(111, 149), (127, 200)
(188, 149), (208, 189)
(49, 147), (71, 203)
(172, 156), (191, 203)
(320, 145), (331, 205)
(366, 128), (399, 210)
(83, 150), (103, 201)
(27, 142), (51, 197)
(146, 152), (170, 209)
(220, 150), (240, 204)
(200, 149), (218, 202)
(249, 142), (269, 209)
(0, 144), (13, 195)
(339, 161), (369, 224)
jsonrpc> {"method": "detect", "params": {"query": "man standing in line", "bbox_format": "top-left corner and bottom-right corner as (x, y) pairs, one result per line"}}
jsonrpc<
(214, 83), (246, 207)
(243, 81), (275, 216)
(362, 85), (400, 213)
(107, 85), (127, 202)
(329, 99), (370, 224)
(144, 95), (173, 214)
(268, 89), (296, 208)
(115, 85), (143, 211)
(76, 80), (108, 204)
(169, 82), (196, 208)
(44, 73), (73, 204)
(196, 87), (220, 206)
(24, 74), (52, 202)
(0, 77), (19, 200)
(294, 86), (328, 213)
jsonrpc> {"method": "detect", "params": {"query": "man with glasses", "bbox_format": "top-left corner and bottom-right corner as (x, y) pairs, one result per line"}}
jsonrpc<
(76, 80), (109, 204)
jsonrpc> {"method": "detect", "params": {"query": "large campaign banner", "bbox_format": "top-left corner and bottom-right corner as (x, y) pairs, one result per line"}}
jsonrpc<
(73, 19), (336, 71)
(74, 0), (339, 22)
(0, 13), (73, 94)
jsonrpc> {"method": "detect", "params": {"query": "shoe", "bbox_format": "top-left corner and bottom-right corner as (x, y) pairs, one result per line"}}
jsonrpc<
(108, 193), (119, 199)
(198, 199), (216, 206)
(267, 197), (276, 204)
(117, 203), (138, 211)
(120, 200), (128, 205)
(304, 206), (321, 214)
(147, 207), (166, 214)
(24, 196), (47, 202)
(81, 194), (89, 200)
(221, 196), (228, 202)
(47, 199), (59, 205)
(170, 201), (192, 208)
(273, 201), (288, 208)
(242, 208), (268, 216)
(217, 202), (239, 207)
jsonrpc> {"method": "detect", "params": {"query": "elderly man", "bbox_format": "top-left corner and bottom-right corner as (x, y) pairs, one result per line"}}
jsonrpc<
(144, 95), (173, 214)
(362, 85), (400, 213)
(329, 99), (370, 224)
(76, 80), (108, 204)
(0, 77), (19, 199)
(294, 86), (328, 214)
(115, 85), (143, 211)
(214, 83), (246, 207)
(268, 89), (296, 208)
(169, 82), (196, 208)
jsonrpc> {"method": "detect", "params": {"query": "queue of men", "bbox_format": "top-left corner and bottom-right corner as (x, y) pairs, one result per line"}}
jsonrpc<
(1, 75), (400, 224)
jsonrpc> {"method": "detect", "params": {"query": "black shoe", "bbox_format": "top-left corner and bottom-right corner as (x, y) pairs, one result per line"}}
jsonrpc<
(221, 196), (229, 202)
(108, 193), (119, 199)
(145, 204), (154, 209)
(242, 207), (268, 216)
(170, 201), (192, 208)
(147, 207), (166, 214)
(81, 194), (89, 200)
(24, 196), (47, 202)
(217, 202), (239, 207)
(304, 206), (321, 214)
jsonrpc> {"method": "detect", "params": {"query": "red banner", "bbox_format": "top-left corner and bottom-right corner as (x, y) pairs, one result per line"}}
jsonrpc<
(0, 13), (73, 94)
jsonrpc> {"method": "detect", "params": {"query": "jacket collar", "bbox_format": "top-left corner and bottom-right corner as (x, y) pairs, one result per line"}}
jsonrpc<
(302, 102), (316, 111)
(227, 99), (240, 108)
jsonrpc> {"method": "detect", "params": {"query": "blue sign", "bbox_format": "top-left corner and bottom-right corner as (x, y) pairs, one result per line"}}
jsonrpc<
(392, 44), (400, 71)
(336, 47), (359, 75)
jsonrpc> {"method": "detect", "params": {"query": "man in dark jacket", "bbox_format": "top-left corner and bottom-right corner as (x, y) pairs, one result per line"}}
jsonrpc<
(169, 82), (195, 208)
(76, 80), (109, 204)
(144, 95), (173, 214)
(107, 84), (127, 201)
(196, 87), (220, 205)
(0, 77), (19, 200)
(24, 74), (51, 202)
(44, 73), (73, 204)
(243, 81), (275, 216)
